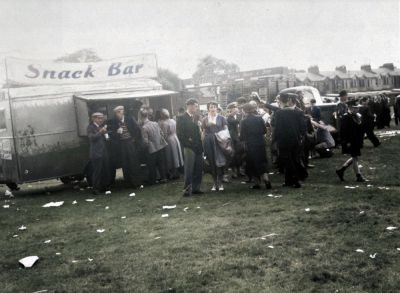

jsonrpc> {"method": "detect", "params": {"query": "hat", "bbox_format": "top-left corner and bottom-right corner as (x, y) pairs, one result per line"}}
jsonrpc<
(242, 102), (257, 114)
(226, 102), (238, 109)
(113, 105), (124, 112)
(91, 112), (104, 118)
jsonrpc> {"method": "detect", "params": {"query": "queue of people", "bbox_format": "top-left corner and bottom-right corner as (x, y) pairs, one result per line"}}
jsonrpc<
(86, 90), (393, 196)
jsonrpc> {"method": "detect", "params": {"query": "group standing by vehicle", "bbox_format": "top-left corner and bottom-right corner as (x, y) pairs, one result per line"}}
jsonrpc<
(86, 89), (398, 196)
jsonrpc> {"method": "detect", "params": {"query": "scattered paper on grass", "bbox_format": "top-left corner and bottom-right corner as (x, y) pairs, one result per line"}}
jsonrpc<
(369, 167), (376, 170)
(96, 229), (105, 233)
(386, 226), (398, 231)
(369, 253), (377, 259)
(154, 236), (161, 240)
(71, 260), (78, 263)
(183, 207), (189, 212)
(32, 290), (48, 293)
(121, 216), (126, 219)
(262, 233), (278, 238)
(55, 252), (61, 256)
(129, 193), (136, 197)
(140, 185), (144, 189)
(367, 184), (373, 188)
(359, 211), (365, 215)
(105, 206), (109, 210)
(161, 214), (169, 218)
(196, 206), (201, 209)
(305, 208), (311, 212)
(267, 194), (274, 197)
(43, 240), (51, 244)
(88, 258), (93, 262)
(13, 234), (18, 238)
(355, 249), (364, 253)
(162, 205), (176, 210)
(397, 248), (400, 251)
(268, 245), (274, 249)
(72, 200), (77, 205)
(18, 225), (27, 230)
(105, 190), (111, 195)
(19, 256), (39, 268)
(3, 205), (10, 208)
(344, 186), (358, 189)
(42, 201), (64, 208)
(378, 186), (390, 190)
(85, 199), (95, 202)
(5, 190), (13, 197)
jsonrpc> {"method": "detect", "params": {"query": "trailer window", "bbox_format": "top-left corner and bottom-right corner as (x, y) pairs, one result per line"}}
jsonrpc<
(0, 108), (6, 130)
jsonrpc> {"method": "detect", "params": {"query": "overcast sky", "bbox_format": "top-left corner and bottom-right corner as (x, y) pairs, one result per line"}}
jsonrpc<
(0, 0), (399, 79)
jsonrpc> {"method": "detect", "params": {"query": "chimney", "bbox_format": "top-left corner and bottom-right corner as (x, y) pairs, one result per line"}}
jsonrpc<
(335, 65), (347, 73)
(308, 65), (320, 75)
(380, 63), (395, 71)
(361, 64), (372, 72)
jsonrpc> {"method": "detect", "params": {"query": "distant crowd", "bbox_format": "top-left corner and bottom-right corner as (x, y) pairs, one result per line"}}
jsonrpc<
(86, 90), (400, 195)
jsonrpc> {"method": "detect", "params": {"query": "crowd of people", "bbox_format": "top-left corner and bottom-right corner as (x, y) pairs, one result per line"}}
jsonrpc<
(86, 90), (398, 196)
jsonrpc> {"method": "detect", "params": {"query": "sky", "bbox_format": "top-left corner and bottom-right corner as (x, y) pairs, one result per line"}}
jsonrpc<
(0, 0), (399, 80)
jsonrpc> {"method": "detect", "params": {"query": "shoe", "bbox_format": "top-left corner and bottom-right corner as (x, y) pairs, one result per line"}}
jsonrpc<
(336, 168), (345, 181)
(192, 191), (204, 195)
(219, 185), (224, 191)
(356, 174), (366, 182)
(211, 185), (217, 192)
(264, 181), (272, 189)
(307, 164), (315, 169)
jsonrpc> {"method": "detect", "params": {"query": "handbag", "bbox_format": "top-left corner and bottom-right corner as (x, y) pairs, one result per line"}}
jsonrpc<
(215, 129), (234, 157)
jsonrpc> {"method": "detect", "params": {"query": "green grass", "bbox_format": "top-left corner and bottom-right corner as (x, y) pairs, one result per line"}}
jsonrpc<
(1, 132), (400, 292)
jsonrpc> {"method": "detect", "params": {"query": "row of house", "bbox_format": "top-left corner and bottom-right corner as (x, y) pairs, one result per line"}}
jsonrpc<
(182, 63), (400, 107)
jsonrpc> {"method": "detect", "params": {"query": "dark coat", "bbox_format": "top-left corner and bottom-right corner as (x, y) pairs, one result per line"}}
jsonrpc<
(273, 108), (306, 149)
(360, 105), (375, 130)
(340, 112), (364, 157)
(108, 115), (142, 144)
(310, 106), (321, 121)
(240, 114), (268, 176)
(87, 123), (108, 159)
(176, 112), (203, 154)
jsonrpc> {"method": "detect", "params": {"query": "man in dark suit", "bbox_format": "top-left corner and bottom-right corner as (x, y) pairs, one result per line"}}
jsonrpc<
(108, 105), (143, 188)
(273, 93), (307, 188)
(87, 112), (111, 195)
(359, 97), (380, 147)
(177, 98), (204, 196)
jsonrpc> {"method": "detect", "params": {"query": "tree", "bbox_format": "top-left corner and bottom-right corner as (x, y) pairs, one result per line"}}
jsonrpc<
(192, 55), (240, 83)
(55, 49), (101, 63)
(157, 68), (182, 91)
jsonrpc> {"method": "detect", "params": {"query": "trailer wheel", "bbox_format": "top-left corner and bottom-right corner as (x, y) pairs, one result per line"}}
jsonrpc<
(6, 182), (20, 191)
(60, 175), (85, 184)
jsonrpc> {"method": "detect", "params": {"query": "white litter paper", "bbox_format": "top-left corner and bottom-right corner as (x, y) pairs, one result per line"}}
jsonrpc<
(3, 205), (10, 208)
(344, 186), (358, 189)
(71, 260), (78, 263)
(369, 253), (377, 259)
(183, 207), (189, 212)
(305, 208), (311, 212)
(397, 248), (400, 251)
(105, 206), (109, 210)
(88, 258), (93, 262)
(96, 229), (105, 233)
(19, 256), (39, 268)
(85, 199), (95, 202)
(154, 236), (161, 240)
(355, 249), (364, 253)
(55, 252), (61, 255)
(359, 211), (365, 215)
(161, 214), (169, 218)
(162, 205), (176, 210)
(13, 234), (18, 238)
(72, 200), (77, 205)
(140, 185), (144, 189)
(42, 201), (64, 208)
(268, 245), (274, 249)
(18, 225), (27, 230)
(5, 190), (13, 197)
(121, 216), (126, 219)
(105, 190), (111, 195)
(43, 240), (51, 244)
(386, 226), (398, 231)
(129, 193), (136, 197)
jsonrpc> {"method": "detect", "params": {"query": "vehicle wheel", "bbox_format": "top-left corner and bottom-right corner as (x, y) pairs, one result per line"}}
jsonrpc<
(60, 176), (73, 184)
(6, 182), (20, 191)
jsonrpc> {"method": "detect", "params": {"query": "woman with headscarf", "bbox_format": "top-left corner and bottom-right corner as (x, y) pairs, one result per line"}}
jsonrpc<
(202, 101), (228, 191)
(158, 109), (184, 179)
(240, 103), (272, 189)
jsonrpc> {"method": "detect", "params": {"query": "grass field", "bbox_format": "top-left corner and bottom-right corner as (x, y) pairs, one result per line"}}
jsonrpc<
(1, 131), (400, 293)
